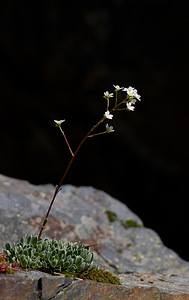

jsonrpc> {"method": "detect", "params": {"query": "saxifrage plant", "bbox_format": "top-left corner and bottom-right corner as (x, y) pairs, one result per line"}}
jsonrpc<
(3, 84), (141, 284)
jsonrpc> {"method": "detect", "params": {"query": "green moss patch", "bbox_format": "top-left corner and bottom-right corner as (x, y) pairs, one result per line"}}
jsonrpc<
(105, 210), (118, 222)
(120, 219), (142, 229)
(105, 210), (142, 229)
(79, 268), (121, 285)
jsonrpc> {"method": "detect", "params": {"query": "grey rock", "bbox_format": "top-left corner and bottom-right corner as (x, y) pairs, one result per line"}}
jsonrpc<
(0, 173), (189, 276)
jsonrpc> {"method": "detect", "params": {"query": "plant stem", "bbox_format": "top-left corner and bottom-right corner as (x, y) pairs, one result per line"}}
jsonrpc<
(37, 116), (105, 240)
(88, 131), (106, 138)
(115, 91), (118, 106)
(59, 127), (74, 156)
(37, 97), (127, 241)
(107, 98), (109, 111)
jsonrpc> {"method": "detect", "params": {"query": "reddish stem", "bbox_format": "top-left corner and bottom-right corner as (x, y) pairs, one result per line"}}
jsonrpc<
(37, 98), (126, 241)
(37, 116), (105, 240)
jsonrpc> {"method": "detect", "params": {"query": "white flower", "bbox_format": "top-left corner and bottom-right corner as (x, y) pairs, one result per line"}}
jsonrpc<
(113, 84), (124, 91)
(106, 124), (114, 133)
(130, 98), (137, 105)
(133, 90), (141, 101)
(104, 91), (114, 99)
(123, 86), (135, 96)
(104, 111), (113, 119)
(126, 102), (135, 111)
(123, 86), (141, 101)
(54, 120), (65, 126)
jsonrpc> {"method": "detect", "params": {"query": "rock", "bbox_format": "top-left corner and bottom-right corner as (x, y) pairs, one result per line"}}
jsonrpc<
(0, 270), (189, 299)
(0, 173), (189, 277)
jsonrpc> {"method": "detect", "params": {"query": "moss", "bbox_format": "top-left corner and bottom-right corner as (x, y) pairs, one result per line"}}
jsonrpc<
(116, 249), (123, 254)
(120, 219), (142, 229)
(105, 210), (142, 229)
(105, 210), (118, 222)
(79, 268), (121, 285)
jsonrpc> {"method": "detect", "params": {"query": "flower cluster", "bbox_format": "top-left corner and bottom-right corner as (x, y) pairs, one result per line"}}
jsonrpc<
(103, 84), (141, 132)
(53, 84), (141, 139)
(123, 86), (141, 101)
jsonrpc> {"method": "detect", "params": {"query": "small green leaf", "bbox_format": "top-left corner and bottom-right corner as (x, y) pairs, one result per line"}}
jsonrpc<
(77, 262), (86, 272)
(75, 256), (83, 266)
(85, 252), (93, 263)
(54, 254), (59, 261)
(59, 259), (64, 266)
(50, 259), (58, 268)
(42, 241), (48, 251)
(37, 244), (42, 252)
(31, 262), (37, 269)
(51, 249), (56, 257)
(21, 235), (27, 245)
(4, 250), (11, 256)
(63, 261), (70, 269)
(67, 265), (75, 273)
(20, 255), (28, 268)
(27, 236), (32, 245)
(23, 249), (28, 256)
(34, 252), (39, 257)
(5, 243), (11, 251)
(81, 249), (88, 258)
(31, 236), (38, 246)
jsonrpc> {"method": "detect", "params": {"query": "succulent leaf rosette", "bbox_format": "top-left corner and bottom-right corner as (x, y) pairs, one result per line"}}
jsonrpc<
(3, 235), (99, 275)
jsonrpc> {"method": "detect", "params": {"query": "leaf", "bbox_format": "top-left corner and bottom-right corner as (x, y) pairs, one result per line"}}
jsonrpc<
(31, 236), (38, 246)
(75, 256), (83, 266)
(81, 249), (88, 258)
(5, 243), (11, 251)
(77, 262), (86, 272)
(67, 265), (75, 273)
(27, 236), (32, 245)
(20, 255), (28, 268)
(85, 252), (93, 263)
(50, 259), (58, 268)
(37, 244), (42, 252)
(63, 261), (70, 269)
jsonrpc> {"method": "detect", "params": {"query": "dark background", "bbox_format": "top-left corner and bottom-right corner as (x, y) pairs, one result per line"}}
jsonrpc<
(0, 1), (189, 260)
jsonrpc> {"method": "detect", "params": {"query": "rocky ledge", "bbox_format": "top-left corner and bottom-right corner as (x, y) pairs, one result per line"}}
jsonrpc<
(1, 270), (189, 299)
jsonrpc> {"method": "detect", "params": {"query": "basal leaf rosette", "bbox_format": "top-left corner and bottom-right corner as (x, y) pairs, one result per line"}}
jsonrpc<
(3, 235), (99, 275)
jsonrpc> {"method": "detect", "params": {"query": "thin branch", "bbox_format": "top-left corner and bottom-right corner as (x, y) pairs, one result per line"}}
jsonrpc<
(59, 127), (74, 156)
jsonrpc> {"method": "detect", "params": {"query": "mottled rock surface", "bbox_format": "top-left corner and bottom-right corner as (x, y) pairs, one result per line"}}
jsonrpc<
(0, 173), (189, 277)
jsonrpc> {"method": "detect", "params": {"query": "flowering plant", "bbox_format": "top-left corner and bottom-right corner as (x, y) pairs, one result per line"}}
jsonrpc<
(38, 85), (141, 240)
